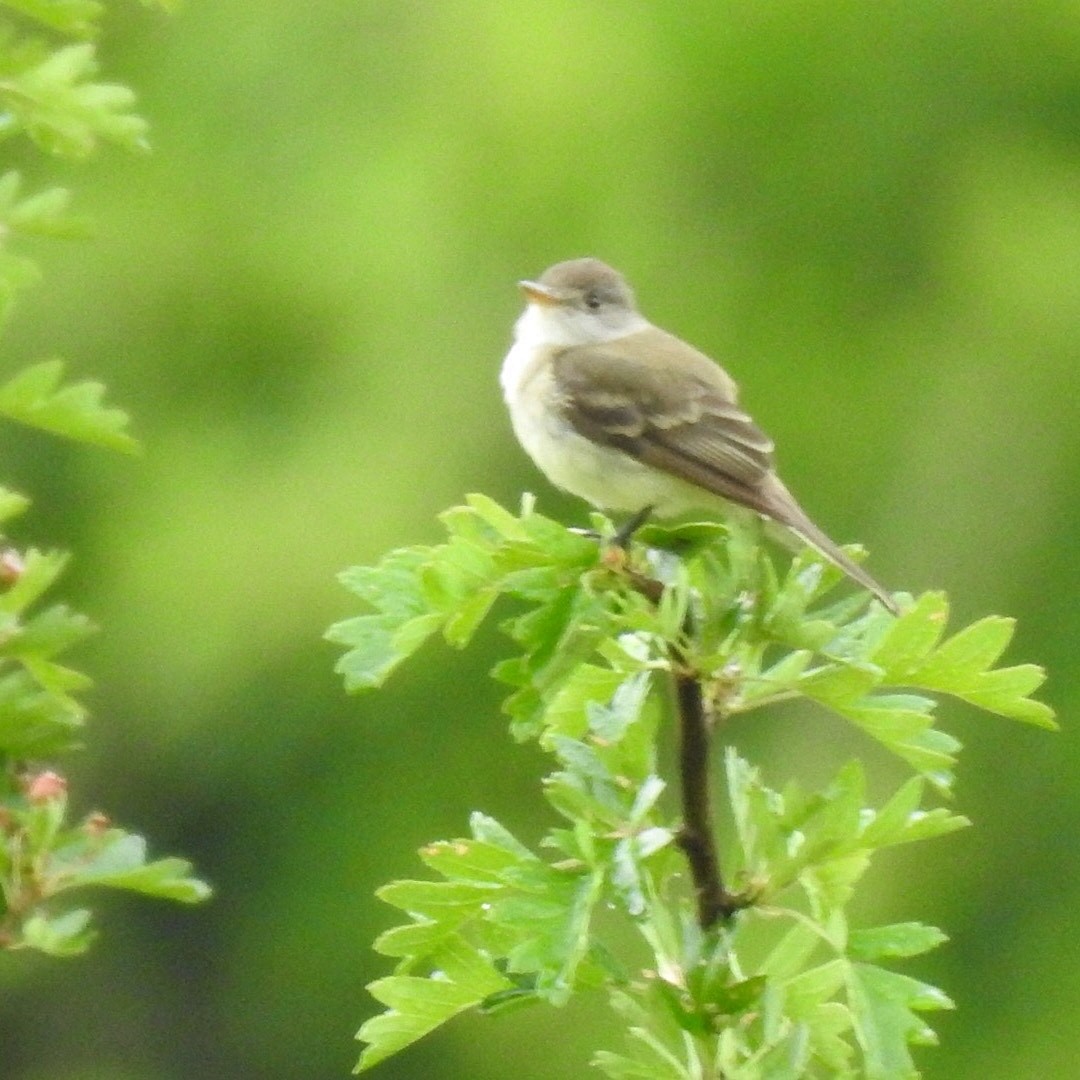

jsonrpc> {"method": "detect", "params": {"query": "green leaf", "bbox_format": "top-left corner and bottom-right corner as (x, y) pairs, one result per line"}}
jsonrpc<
(859, 777), (969, 848)
(357, 942), (512, 1073)
(848, 923), (948, 962)
(464, 491), (533, 542)
(755, 1023), (814, 1079)
(802, 853), (871, 917)
(0, 486), (31, 521)
(0, 668), (85, 756)
(587, 670), (651, 744)
(783, 959), (847, 1018)
(373, 834), (525, 961)
(760, 921), (826, 983)
(467, 811), (536, 859)
(909, 614), (1013, 681)
(4, 602), (95, 662)
(421, 536), (499, 630)
(419, 836), (535, 884)
(542, 664), (627, 741)
(870, 592), (949, 679)
(0, 360), (137, 451)
(499, 586), (616, 742)
(83, 854), (210, 902)
(0, 172), (86, 238)
(360, 806), (612, 1070)
(49, 832), (211, 902)
(846, 962), (953, 1080)
(592, 1043), (692, 1080)
(939, 664), (1055, 727)
(0, 547), (69, 614)
(328, 612), (406, 688)
(19, 907), (95, 956)
(835, 696), (959, 790)
(799, 663), (882, 707)
(740, 648), (813, 707)
(373, 919), (458, 960)
(331, 498), (598, 695)
(594, 989), (696, 1079)
(442, 587), (497, 648)
(329, 547), (442, 690)
(806, 1001), (857, 1075)
(377, 878), (499, 922)
(492, 862), (606, 1005)
(906, 614), (1057, 730)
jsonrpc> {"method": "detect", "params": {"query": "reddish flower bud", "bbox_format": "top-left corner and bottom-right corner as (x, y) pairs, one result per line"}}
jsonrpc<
(0, 548), (24, 584)
(26, 770), (67, 804)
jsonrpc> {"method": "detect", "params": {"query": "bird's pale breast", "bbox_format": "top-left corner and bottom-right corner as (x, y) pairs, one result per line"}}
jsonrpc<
(501, 340), (719, 515)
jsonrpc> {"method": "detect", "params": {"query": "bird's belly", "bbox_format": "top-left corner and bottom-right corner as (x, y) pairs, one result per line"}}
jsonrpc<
(523, 415), (665, 511)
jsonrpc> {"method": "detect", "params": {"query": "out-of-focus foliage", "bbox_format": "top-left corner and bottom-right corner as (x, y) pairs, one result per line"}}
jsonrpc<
(0, 0), (208, 963)
(0, 2), (1076, 1079)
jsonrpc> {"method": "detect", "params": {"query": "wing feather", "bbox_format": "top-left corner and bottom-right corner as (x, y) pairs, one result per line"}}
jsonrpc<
(553, 332), (775, 504)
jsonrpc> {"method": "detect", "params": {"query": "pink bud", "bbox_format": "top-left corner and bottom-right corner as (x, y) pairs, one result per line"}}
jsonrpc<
(0, 548), (24, 584)
(26, 770), (67, 804)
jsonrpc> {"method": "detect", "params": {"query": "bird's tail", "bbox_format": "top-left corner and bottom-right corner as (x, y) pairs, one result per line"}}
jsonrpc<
(761, 475), (899, 615)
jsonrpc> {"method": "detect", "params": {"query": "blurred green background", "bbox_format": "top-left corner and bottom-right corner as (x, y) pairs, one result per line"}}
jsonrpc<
(1, 1), (1077, 1076)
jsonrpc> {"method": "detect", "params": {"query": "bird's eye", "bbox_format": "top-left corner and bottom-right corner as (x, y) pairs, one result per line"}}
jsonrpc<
(584, 291), (602, 310)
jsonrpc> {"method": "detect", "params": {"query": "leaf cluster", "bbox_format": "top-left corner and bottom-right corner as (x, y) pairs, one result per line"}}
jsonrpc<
(329, 495), (1054, 1077)
(0, 439), (209, 954)
(1, 779), (209, 955)
(0, 0), (176, 158)
(0, 0), (173, 330)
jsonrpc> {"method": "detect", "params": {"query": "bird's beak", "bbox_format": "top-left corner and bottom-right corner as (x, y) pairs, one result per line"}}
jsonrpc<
(518, 280), (563, 307)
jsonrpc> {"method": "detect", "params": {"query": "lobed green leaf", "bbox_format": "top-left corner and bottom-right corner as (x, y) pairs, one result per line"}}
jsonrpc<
(847, 923), (948, 962)
(18, 907), (94, 956)
(846, 962), (953, 1080)
(357, 948), (511, 1073)
(48, 831), (210, 903)
(0, 360), (137, 451)
(0, 42), (149, 157)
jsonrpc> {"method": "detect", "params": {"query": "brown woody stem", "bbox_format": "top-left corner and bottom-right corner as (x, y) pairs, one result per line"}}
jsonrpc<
(617, 557), (741, 928)
(673, 670), (740, 927)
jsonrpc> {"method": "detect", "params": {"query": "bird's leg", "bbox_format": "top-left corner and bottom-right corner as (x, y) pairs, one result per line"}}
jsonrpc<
(575, 505), (655, 569)
(569, 505), (656, 544)
(597, 505), (656, 576)
(613, 504), (654, 549)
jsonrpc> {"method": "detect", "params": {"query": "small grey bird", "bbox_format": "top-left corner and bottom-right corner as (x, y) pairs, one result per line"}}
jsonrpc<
(500, 257), (897, 614)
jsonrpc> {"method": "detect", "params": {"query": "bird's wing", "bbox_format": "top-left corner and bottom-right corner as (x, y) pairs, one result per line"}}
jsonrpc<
(554, 334), (898, 611)
(553, 331), (898, 612)
(552, 329), (779, 516)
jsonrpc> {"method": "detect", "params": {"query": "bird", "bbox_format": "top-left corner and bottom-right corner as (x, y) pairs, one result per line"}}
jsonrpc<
(500, 257), (898, 614)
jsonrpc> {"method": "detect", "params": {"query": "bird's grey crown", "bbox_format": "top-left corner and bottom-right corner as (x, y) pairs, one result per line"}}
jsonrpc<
(538, 258), (637, 312)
